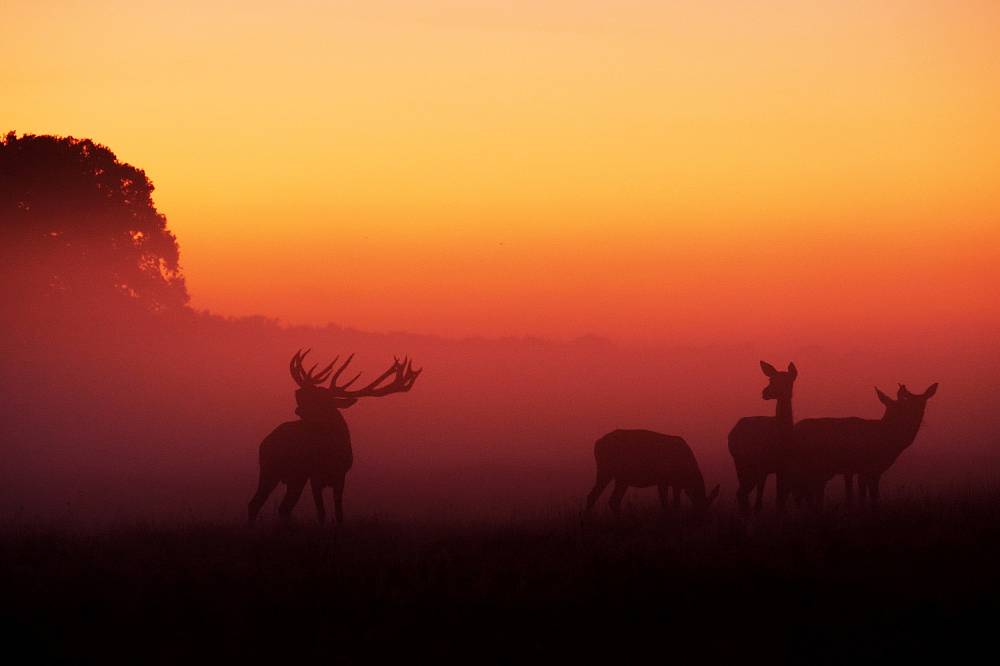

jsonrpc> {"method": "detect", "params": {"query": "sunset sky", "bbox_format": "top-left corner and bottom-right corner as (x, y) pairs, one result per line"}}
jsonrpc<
(6, 1), (999, 343)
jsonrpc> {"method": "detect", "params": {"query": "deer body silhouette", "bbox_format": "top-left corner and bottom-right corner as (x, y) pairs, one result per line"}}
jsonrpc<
(585, 430), (720, 515)
(789, 383), (938, 509)
(728, 361), (797, 513)
(248, 350), (420, 524)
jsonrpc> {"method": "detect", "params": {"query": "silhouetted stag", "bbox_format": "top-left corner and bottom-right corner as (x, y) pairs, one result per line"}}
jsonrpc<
(728, 361), (797, 514)
(789, 382), (938, 510)
(248, 350), (421, 524)
(585, 430), (720, 516)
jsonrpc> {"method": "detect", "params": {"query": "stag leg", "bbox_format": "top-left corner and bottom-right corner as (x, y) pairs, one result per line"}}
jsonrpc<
(311, 478), (327, 524)
(332, 473), (346, 525)
(608, 481), (627, 516)
(754, 473), (768, 513)
(248, 473), (279, 525)
(278, 477), (307, 520)
(857, 476), (869, 508)
(585, 470), (613, 515)
(673, 486), (682, 509)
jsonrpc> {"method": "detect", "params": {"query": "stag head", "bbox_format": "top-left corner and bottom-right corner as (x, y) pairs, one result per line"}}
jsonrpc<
(289, 349), (421, 401)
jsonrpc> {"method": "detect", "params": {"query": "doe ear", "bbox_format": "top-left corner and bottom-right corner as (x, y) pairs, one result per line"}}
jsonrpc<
(875, 387), (896, 407)
(760, 361), (778, 378)
(787, 362), (798, 380)
(922, 383), (939, 399)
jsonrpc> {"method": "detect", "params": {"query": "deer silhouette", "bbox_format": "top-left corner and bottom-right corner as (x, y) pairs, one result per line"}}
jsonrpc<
(789, 382), (938, 510)
(584, 430), (720, 516)
(247, 350), (421, 525)
(728, 361), (797, 514)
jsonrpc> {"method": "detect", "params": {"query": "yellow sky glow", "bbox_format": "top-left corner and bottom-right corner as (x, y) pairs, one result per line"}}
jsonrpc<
(6, 1), (999, 341)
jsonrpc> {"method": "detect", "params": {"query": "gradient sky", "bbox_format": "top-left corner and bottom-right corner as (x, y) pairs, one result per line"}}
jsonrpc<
(6, 1), (999, 342)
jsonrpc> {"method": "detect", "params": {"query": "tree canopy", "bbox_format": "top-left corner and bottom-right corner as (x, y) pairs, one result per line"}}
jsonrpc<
(1, 132), (188, 312)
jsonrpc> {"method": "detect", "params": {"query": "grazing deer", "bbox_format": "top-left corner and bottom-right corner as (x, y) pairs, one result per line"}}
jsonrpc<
(585, 430), (720, 516)
(790, 383), (938, 510)
(728, 361), (797, 514)
(248, 350), (421, 525)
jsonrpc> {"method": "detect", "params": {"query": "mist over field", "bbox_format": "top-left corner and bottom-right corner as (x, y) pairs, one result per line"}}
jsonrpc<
(2, 291), (996, 525)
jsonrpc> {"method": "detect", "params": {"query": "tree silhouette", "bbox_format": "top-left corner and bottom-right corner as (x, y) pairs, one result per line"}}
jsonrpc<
(1, 132), (188, 312)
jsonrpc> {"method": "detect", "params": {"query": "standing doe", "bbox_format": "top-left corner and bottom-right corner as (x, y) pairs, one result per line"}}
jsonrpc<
(728, 361), (797, 513)
(789, 383), (938, 509)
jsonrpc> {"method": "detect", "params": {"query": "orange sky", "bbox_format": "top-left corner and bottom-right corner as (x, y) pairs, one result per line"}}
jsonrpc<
(6, 1), (999, 342)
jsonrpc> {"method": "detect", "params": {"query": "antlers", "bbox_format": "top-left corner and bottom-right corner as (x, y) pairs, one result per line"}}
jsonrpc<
(289, 349), (336, 387)
(289, 349), (421, 398)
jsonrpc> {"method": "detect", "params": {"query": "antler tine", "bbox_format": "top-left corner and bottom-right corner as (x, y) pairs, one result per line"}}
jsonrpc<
(340, 372), (363, 390)
(338, 355), (422, 397)
(289, 349), (307, 387)
(365, 358), (404, 389)
(322, 356), (340, 386)
(289, 349), (344, 386)
(311, 360), (336, 384)
(403, 363), (422, 390)
(329, 353), (356, 388)
(298, 349), (313, 380)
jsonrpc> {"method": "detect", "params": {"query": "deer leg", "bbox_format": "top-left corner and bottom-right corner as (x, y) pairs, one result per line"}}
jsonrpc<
(776, 473), (790, 514)
(585, 470), (613, 515)
(278, 477), (307, 520)
(806, 480), (826, 512)
(311, 478), (327, 524)
(857, 476), (869, 508)
(608, 480), (627, 516)
(332, 473), (346, 525)
(736, 469), (754, 515)
(248, 473), (279, 525)
(843, 473), (854, 510)
(869, 476), (881, 511)
(673, 486), (682, 509)
(754, 473), (768, 513)
(657, 483), (671, 512)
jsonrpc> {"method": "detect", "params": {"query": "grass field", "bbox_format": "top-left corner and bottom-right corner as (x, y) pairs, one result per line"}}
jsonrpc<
(2, 492), (998, 663)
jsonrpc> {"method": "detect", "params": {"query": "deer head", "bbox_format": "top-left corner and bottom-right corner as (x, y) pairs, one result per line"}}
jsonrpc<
(896, 382), (938, 419)
(898, 382), (938, 402)
(760, 360), (797, 401)
(875, 386), (899, 409)
(876, 382), (938, 441)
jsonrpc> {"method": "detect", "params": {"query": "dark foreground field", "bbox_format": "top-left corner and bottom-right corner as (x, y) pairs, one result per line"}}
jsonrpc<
(2, 493), (999, 664)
